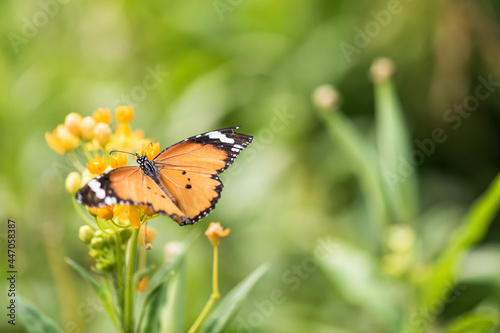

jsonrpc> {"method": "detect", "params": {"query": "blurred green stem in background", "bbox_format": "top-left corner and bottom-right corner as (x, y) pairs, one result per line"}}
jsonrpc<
(188, 227), (222, 333)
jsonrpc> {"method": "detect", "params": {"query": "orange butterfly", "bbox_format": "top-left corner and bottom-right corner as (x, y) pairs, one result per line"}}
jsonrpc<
(76, 128), (253, 225)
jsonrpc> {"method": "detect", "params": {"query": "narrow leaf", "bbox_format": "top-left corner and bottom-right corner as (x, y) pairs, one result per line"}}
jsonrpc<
(423, 173), (500, 309)
(318, 109), (388, 241)
(65, 258), (122, 332)
(137, 230), (199, 332)
(201, 263), (269, 333)
(374, 75), (418, 222)
(18, 297), (62, 333)
(446, 311), (499, 333)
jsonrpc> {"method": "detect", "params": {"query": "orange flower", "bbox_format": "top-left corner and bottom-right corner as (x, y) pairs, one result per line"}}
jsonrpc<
(139, 142), (160, 161)
(128, 206), (141, 229)
(86, 155), (108, 175)
(87, 206), (114, 220)
(205, 222), (231, 246)
(93, 108), (112, 124)
(45, 125), (79, 154)
(140, 205), (157, 217)
(64, 112), (83, 136)
(136, 276), (148, 293)
(115, 106), (134, 123)
(113, 205), (128, 219)
(110, 152), (128, 169)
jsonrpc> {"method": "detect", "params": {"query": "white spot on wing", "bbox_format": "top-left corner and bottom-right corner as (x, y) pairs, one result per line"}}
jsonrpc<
(88, 178), (106, 199)
(207, 131), (235, 144)
(104, 196), (117, 205)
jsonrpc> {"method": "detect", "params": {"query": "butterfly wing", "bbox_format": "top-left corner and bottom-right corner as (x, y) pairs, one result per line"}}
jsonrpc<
(75, 166), (189, 223)
(153, 127), (253, 224)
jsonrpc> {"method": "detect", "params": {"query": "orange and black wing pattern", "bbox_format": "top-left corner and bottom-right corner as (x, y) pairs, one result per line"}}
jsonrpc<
(76, 127), (252, 225)
(153, 127), (253, 224)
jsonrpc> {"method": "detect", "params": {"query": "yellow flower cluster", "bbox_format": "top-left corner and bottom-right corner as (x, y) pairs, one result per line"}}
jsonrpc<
(46, 106), (145, 154)
(47, 106), (159, 230)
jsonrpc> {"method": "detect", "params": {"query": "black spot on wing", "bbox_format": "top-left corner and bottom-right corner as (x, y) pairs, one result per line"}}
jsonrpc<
(176, 175), (224, 226)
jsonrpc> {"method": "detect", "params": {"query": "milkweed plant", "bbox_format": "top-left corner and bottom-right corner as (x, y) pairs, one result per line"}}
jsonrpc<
(19, 107), (267, 333)
(312, 58), (500, 333)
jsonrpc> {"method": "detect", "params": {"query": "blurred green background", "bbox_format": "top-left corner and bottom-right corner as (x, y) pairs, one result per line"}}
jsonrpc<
(1, 0), (500, 332)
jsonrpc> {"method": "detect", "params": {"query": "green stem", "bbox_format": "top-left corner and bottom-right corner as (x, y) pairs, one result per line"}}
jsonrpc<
(124, 227), (140, 333)
(188, 244), (220, 333)
(115, 231), (125, 312)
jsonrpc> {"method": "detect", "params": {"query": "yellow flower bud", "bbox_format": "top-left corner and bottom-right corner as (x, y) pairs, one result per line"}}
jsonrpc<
(86, 155), (108, 175)
(45, 125), (79, 154)
(115, 106), (134, 123)
(370, 57), (395, 83)
(110, 152), (128, 169)
(65, 112), (83, 137)
(65, 172), (82, 194)
(78, 225), (94, 244)
(94, 123), (112, 146)
(93, 108), (112, 124)
(205, 222), (230, 246)
(81, 116), (96, 140)
(312, 85), (341, 111)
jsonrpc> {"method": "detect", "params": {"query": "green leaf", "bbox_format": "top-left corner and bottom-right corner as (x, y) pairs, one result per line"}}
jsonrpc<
(317, 108), (388, 245)
(318, 240), (399, 331)
(137, 230), (199, 333)
(142, 283), (169, 333)
(160, 263), (187, 333)
(65, 258), (122, 333)
(423, 172), (500, 309)
(374, 75), (418, 222)
(446, 311), (499, 333)
(200, 263), (269, 333)
(18, 297), (62, 333)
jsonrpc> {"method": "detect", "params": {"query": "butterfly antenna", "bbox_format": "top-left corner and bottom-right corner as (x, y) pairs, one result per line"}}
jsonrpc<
(141, 142), (153, 157)
(109, 150), (136, 156)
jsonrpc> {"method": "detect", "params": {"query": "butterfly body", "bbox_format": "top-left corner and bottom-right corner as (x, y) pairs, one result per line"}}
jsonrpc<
(76, 128), (252, 225)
